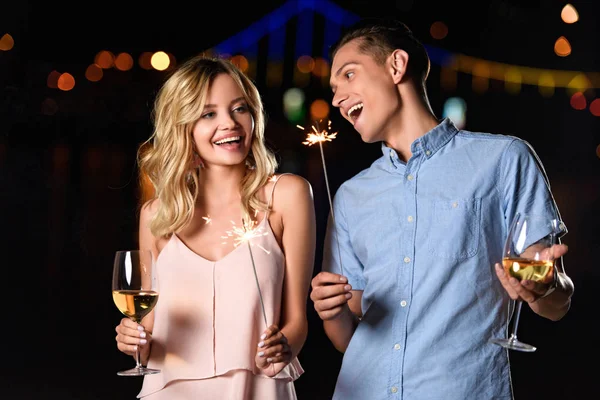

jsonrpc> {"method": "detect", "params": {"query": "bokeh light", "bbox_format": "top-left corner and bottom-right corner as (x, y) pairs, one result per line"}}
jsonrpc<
(151, 51), (170, 71)
(569, 92), (586, 110)
(297, 55), (315, 73)
(47, 70), (61, 89)
(138, 52), (153, 70)
(115, 52), (134, 71)
(0, 33), (14, 51)
(283, 88), (305, 123)
(85, 64), (103, 82)
(57, 73), (75, 91)
(589, 99), (600, 117)
(95, 50), (115, 69)
(310, 99), (329, 120)
(430, 21), (448, 40)
(554, 36), (571, 57)
(230, 55), (249, 73)
(561, 4), (579, 24)
(442, 97), (467, 129)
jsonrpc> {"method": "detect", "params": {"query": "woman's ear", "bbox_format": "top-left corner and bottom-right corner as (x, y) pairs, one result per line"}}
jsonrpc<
(390, 49), (409, 84)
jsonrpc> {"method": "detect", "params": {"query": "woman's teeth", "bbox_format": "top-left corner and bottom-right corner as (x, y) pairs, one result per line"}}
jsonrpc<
(214, 136), (242, 145)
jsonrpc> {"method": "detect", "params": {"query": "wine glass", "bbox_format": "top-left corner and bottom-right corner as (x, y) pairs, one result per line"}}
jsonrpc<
(490, 212), (562, 352)
(112, 250), (160, 376)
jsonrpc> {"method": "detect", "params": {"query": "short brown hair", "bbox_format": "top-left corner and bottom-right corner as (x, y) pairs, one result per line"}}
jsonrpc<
(329, 18), (430, 87)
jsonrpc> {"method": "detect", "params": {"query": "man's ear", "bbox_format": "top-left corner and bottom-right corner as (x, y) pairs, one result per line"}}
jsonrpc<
(390, 49), (409, 84)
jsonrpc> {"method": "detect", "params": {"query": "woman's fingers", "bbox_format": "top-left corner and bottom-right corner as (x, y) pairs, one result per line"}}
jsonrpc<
(115, 319), (148, 355)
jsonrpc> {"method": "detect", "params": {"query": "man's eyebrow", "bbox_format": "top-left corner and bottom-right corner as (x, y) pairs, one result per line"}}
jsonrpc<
(330, 61), (358, 93)
(333, 61), (357, 78)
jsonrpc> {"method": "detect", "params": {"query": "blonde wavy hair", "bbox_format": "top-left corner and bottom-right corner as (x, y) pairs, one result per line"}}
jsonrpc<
(138, 55), (278, 237)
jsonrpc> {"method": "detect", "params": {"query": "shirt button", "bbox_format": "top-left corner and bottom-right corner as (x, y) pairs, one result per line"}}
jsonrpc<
(407, 174), (414, 181)
(426, 150), (431, 155)
(403, 257), (411, 263)
(391, 386), (398, 393)
(407, 215), (414, 222)
(394, 343), (401, 350)
(400, 300), (407, 307)
(452, 201), (458, 208)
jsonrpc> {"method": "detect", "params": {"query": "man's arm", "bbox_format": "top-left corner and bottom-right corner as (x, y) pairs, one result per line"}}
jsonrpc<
(310, 272), (363, 352)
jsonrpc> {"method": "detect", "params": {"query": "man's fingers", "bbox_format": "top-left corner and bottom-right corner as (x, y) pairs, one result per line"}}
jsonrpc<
(310, 282), (352, 302)
(311, 272), (348, 288)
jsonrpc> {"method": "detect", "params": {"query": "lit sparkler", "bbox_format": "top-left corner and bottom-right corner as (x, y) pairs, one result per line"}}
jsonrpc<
(222, 218), (269, 327)
(298, 119), (344, 276)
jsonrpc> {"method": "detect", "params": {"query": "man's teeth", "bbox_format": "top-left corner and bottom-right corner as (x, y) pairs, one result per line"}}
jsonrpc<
(348, 103), (363, 118)
(214, 136), (241, 145)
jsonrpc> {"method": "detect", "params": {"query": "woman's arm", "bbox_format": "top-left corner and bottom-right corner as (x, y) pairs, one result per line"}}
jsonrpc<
(266, 174), (316, 374)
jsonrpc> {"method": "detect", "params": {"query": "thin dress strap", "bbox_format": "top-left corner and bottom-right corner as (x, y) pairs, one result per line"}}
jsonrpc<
(263, 173), (293, 221)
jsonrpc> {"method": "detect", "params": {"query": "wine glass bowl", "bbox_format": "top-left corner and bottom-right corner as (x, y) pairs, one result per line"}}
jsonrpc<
(112, 250), (160, 376)
(490, 212), (562, 352)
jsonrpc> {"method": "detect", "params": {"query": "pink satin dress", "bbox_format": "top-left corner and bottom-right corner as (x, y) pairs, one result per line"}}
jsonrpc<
(138, 174), (303, 399)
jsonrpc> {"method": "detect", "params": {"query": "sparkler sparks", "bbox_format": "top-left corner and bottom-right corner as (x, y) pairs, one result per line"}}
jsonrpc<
(221, 219), (270, 254)
(202, 215), (212, 224)
(222, 218), (269, 327)
(298, 119), (337, 146)
(299, 119), (345, 276)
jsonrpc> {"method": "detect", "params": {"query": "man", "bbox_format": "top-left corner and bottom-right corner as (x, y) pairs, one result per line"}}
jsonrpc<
(310, 18), (574, 399)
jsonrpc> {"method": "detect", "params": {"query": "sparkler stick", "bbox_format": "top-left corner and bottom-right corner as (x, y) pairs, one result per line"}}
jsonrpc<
(222, 218), (269, 327)
(298, 120), (344, 276)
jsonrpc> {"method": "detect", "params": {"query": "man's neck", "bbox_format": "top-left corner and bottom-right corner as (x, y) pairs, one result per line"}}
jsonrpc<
(383, 96), (439, 162)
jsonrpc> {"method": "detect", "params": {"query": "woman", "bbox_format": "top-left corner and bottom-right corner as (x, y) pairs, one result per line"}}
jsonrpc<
(115, 55), (316, 399)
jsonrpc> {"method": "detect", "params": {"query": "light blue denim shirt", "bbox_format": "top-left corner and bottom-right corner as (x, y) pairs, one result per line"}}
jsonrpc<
(322, 118), (562, 400)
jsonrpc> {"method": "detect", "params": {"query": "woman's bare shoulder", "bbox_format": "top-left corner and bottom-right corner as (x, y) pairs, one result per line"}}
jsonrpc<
(270, 173), (314, 209)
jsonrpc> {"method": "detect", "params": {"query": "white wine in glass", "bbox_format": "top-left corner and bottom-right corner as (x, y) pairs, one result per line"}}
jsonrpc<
(112, 250), (160, 376)
(490, 212), (562, 352)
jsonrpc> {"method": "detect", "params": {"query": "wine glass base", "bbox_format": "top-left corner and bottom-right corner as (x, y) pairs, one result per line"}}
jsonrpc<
(490, 337), (536, 352)
(117, 366), (161, 376)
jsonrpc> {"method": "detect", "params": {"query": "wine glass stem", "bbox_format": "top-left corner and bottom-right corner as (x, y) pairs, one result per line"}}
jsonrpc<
(510, 300), (524, 340)
(135, 345), (142, 369)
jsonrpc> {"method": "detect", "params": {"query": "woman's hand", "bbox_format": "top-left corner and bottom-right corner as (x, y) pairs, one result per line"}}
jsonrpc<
(255, 324), (291, 377)
(115, 318), (151, 362)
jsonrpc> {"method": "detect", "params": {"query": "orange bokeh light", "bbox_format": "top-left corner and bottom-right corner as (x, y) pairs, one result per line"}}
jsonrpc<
(297, 55), (315, 73)
(430, 21), (448, 40)
(554, 36), (571, 57)
(310, 99), (329, 120)
(138, 52), (153, 70)
(230, 55), (249, 73)
(95, 50), (115, 69)
(115, 52), (134, 71)
(57, 73), (75, 91)
(47, 70), (61, 89)
(85, 64), (103, 82)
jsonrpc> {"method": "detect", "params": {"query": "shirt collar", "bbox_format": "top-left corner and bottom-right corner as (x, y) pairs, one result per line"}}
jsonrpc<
(381, 118), (459, 168)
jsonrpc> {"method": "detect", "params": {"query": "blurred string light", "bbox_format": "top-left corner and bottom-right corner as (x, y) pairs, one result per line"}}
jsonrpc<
(0, 33), (14, 51)
(442, 97), (466, 129)
(561, 4), (579, 24)
(207, 0), (600, 107)
(35, 0), (599, 117)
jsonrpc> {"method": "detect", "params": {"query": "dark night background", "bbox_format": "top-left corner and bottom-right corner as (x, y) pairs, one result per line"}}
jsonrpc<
(1, 1), (598, 399)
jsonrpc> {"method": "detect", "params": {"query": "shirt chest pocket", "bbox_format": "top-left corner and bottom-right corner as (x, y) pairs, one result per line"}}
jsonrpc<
(426, 198), (481, 261)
